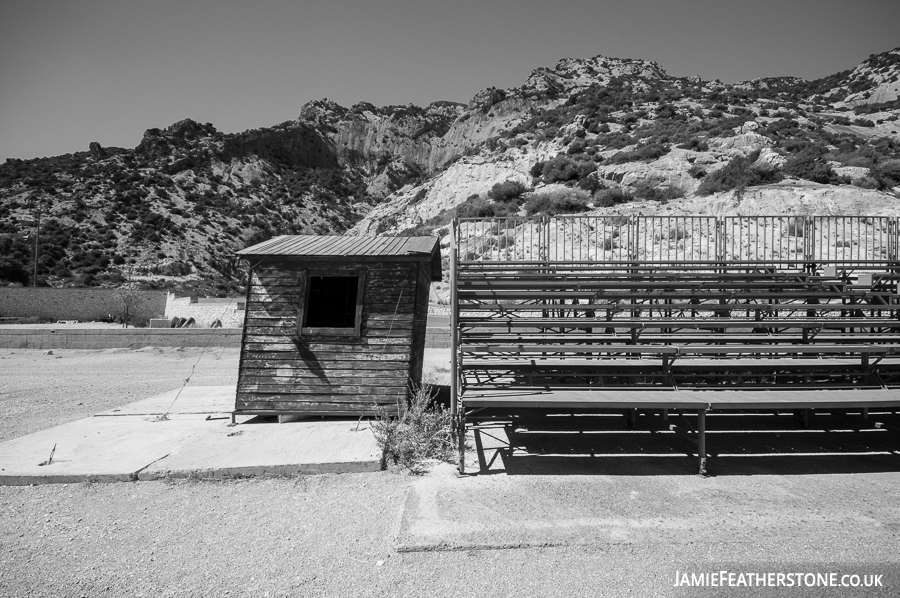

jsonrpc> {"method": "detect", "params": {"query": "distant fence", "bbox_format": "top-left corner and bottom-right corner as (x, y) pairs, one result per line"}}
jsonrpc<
(456, 215), (900, 266)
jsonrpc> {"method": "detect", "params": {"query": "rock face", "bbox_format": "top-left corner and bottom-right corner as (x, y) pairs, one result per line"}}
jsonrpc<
(223, 123), (338, 170)
(88, 142), (105, 160)
(365, 159), (421, 200)
(354, 151), (540, 234)
(596, 148), (704, 193)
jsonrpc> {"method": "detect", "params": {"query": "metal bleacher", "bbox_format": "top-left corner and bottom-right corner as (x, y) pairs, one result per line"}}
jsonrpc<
(449, 215), (900, 475)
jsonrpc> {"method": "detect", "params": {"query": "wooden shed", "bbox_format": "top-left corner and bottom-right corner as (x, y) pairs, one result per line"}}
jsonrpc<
(234, 234), (442, 419)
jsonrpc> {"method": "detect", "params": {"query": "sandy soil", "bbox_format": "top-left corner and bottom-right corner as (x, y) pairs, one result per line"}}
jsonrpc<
(2, 348), (899, 596)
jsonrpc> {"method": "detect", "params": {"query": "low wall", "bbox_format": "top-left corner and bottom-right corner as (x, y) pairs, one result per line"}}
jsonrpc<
(0, 288), (167, 321)
(0, 328), (448, 350)
(0, 329), (243, 350)
(165, 294), (245, 328)
(425, 327), (450, 348)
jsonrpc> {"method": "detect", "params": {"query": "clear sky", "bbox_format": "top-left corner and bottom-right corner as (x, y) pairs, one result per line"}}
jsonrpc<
(1, 0), (898, 160)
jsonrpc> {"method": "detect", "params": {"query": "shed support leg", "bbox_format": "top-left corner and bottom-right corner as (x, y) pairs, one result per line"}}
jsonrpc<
(697, 409), (708, 477)
(627, 408), (636, 429)
(662, 408), (669, 423)
(862, 407), (869, 420)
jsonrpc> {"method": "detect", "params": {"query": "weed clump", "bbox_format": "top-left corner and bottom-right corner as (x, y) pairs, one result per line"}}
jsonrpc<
(371, 383), (453, 474)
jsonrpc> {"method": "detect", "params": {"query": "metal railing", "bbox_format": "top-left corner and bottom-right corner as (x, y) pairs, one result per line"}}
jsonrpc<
(456, 215), (900, 266)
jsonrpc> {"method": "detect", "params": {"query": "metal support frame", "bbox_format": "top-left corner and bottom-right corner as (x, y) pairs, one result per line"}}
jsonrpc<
(451, 215), (900, 478)
(450, 221), (464, 474)
(697, 409), (707, 477)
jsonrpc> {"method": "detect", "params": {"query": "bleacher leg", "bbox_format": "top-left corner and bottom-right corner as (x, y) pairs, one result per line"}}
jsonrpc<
(457, 413), (466, 475)
(698, 409), (708, 477)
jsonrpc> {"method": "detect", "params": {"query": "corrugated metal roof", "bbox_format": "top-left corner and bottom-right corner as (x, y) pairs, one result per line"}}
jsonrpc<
(237, 235), (439, 258)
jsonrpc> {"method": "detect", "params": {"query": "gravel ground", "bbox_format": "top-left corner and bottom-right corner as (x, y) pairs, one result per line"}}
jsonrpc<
(2, 474), (898, 597)
(2, 348), (900, 597)
(0, 347), (239, 442)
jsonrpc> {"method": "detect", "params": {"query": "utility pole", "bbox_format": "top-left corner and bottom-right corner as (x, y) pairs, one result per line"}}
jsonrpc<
(28, 196), (45, 287)
(33, 207), (42, 287)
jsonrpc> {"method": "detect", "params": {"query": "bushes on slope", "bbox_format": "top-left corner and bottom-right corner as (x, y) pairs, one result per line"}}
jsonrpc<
(523, 188), (591, 216)
(696, 153), (783, 196)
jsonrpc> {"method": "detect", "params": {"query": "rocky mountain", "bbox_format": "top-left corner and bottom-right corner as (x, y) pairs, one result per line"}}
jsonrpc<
(1, 47), (900, 293)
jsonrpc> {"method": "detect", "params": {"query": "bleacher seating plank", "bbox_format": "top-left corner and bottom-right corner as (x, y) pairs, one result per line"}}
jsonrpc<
(451, 232), (900, 475)
(462, 388), (706, 409)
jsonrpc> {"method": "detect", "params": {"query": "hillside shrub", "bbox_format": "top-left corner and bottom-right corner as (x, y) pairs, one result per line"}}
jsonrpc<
(487, 180), (528, 203)
(536, 156), (596, 185)
(577, 175), (604, 193)
(871, 160), (900, 190)
(454, 195), (519, 219)
(782, 146), (835, 184)
(592, 188), (634, 207)
(688, 164), (708, 179)
(679, 138), (709, 152)
(607, 142), (670, 165)
(632, 181), (686, 202)
(852, 177), (880, 189)
(523, 188), (591, 216)
(696, 153), (783, 196)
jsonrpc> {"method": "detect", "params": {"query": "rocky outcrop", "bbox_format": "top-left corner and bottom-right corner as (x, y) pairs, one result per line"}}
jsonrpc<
(366, 159), (422, 199)
(521, 56), (670, 98)
(301, 98), (523, 178)
(88, 142), (105, 160)
(352, 144), (561, 235)
(706, 131), (773, 154)
(812, 47), (900, 105)
(222, 123), (338, 169)
(596, 148), (706, 192)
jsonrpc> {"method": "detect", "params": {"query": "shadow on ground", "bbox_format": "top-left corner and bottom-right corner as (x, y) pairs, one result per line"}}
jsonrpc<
(469, 411), (900, 476)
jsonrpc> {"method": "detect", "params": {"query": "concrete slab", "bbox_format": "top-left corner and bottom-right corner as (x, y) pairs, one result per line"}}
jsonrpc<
(0, 416), (205, 484)
(396, 415), (900, 551)
(396, 462), (900, 552)
(140, 420), (381, 480)
(0, 386), (382, 485)
(94, 385), (234, 416)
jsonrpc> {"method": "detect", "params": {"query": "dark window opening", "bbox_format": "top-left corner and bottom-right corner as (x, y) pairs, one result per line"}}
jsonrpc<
(305, 276), (358, 329)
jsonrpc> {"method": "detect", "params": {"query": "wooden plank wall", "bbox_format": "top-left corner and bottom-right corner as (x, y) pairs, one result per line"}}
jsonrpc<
(236, 259), (420, 415)
(407, 261), (432, 387)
